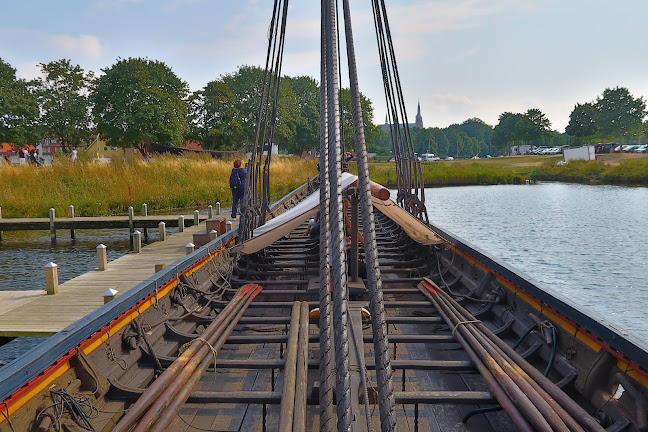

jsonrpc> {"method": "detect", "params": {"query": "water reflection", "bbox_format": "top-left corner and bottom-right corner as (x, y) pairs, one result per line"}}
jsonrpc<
(412, 183), (648, 340)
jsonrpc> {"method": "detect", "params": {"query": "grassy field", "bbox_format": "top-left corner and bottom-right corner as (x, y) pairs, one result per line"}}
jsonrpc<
(368, 153), (648, 187)
(0, 154), (317, 218)
(1, 152), (646, 218)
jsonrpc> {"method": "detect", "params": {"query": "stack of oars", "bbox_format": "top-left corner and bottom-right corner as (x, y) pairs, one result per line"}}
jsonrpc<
(418, 278), (604, 432)
(113, 283), (262, 432)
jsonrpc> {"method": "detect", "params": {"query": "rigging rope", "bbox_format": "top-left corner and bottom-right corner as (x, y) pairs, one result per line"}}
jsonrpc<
(318, 1), (335, 431)
(323, 0), (352, 429)
(239, 0), (290, 242)
(342, 0), (398, 429)
(370, 0), (428, 222)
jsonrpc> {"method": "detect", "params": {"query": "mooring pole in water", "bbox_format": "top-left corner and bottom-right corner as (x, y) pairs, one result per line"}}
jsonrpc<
(142, 203), (148, 241)
(133, 230), (142, 253)
(158, 221), (166, 241)
(193, 210), (199, 226)
(208, 205), (213, 219)
(49, 208), (56, 244)
(185, 242), (194, 255)
(178, 215), (185, 232)
(45, 262), (58, 295)
(216, 202), (221, 215)
(96, 244), (107, 271)
(128, 206), (134, 249)
(68, 205), (75, 240)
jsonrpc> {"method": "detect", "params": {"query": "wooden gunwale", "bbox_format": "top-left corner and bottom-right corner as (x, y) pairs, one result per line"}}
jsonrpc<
(0, 238), (235, 424)
(445, 237), (648, 388)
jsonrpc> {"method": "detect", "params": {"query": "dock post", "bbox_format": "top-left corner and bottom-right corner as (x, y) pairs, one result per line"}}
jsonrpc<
(103, 288), (118, 304)
(97, 244), (108, 271)
(216, 202), (221, 215)
(0, 206), (3, 241)
(178, 215), (185, 232)
(49, 208), (56, 244)
(45, 262), (59, 295)
(142, 203), (148, 241)
(193, 210), (199, 226)
(128, 206), (134, 249)
(209, 229), (217, 241)
(68, 205), (75, 240)
(155, 263), (166, 273)
(208, 205), (213, 219)
(133, 230), (142, 253)
(185, 242), (194, 255)
(226, 221), (232, 232)
(158, 221), (166, 241)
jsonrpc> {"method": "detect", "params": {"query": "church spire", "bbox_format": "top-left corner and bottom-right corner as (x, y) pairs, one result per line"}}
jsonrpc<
(415, 100), (423, 128)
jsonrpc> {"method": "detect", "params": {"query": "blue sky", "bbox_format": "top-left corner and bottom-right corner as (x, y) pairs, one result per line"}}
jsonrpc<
(2, 0), (647, 132)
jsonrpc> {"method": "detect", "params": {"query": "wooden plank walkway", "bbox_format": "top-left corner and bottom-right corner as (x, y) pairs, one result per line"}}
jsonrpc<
(0, 217), (239, 337)
(0, 214), (207, 231)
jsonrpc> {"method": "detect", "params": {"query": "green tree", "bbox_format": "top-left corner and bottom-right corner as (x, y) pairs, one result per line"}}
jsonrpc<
(0, 58), (40, 145)
(188, 80), (242, 150)
(515, 108), (551, 152)
(565, 102), (598, 145)
(339, 88), (381, 153)
(595, 87), (646, 142)
(92, 58), (189, 151)
(492, 112), (523, 155)
(284, 75), (319, 154)
(38, 59), (94, 152)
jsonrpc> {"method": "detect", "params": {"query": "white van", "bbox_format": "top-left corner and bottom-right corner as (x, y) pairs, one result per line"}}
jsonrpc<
(420, 153), (439, 161)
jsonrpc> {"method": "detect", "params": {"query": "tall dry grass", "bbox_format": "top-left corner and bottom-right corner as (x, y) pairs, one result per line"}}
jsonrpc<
(0, 155), (317, 218)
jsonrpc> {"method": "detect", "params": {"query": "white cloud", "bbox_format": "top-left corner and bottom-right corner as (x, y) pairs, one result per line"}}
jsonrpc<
(15, 62), (44, 81)
(48, 34), (104, 59)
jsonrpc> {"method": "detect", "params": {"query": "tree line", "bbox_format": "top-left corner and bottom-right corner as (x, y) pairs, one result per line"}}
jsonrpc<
(0, 57), (376, 155)
(1, 56), (646, 157)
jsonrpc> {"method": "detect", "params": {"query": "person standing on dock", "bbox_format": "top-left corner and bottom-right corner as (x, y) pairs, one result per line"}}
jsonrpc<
(229, 159), (247, 219)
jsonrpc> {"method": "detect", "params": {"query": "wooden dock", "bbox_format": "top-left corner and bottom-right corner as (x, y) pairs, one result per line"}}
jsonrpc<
(0, 217), (238, 337)
(0, 214), (206, 231)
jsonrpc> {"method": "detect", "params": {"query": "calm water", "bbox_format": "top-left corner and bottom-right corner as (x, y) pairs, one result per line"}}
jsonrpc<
(0, 225), (178, 365)
(416, 183), (648, 341)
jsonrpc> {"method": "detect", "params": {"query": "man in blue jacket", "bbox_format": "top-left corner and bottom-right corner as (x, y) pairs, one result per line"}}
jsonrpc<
(229, 159), (247, 218)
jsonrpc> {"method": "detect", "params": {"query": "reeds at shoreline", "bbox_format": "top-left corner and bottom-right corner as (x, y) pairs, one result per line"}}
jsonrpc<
(0, 154), (317, 218)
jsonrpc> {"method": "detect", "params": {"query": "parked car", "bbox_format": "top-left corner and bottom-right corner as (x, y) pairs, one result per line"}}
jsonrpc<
(623, 145), (638, 152)
(445, 156), (454, 161)
(634, 145), (648, 153)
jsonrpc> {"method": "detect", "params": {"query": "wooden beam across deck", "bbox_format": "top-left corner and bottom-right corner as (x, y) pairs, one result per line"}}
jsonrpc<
(0, 217), (239, 337)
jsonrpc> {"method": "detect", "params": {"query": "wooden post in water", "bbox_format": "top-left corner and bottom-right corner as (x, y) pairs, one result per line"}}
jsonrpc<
(216, 202), (221, 215)
(45, 262), (59, 295)
(208, 205), (213, 219)
(128, 206), (134, 249)
(185, 242), (194, 255)
(69, 205), (75, 240)
(49, 208), (56, 244)
(193, 210), (199, 226)
(158, 221), (166, 241)
(142, 203), (148, 241)
(178, 215), (185, 232)
(97, 244), (107, 271)
(133, 230), (142, 253)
